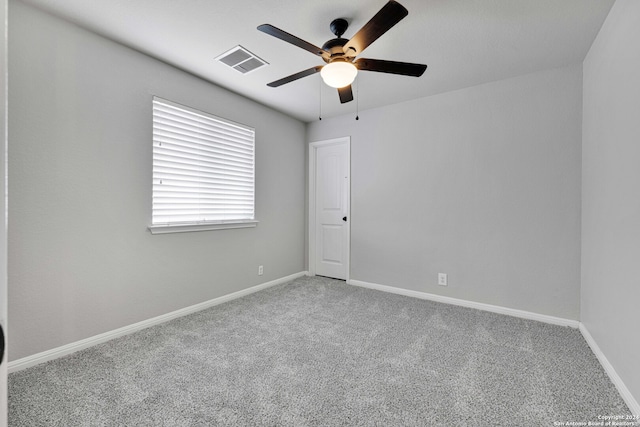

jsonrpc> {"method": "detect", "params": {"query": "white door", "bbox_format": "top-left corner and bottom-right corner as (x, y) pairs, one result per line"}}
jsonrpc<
(310, 138), (350, 280)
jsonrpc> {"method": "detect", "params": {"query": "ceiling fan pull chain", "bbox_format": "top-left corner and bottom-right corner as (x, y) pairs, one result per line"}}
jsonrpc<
(319, 75), (323, 120)
(355, 75), (360, 121)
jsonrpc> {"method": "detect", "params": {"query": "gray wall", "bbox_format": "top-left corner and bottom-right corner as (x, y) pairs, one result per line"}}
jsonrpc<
(307, 65), (583, 320)
(8, 1), (306, 361)
(582, 0), (640, 407)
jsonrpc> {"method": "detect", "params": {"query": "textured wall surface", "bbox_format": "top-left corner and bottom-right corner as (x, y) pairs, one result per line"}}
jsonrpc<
(308, 65), (583, 320)
(582, 0), (640, 410)
(8, 1), (306, 360)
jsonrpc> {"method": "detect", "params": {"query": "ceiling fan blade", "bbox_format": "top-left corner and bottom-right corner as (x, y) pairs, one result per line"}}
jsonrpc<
(267, 66), (323, 87)
(355, 58), (427, 77)
(258, 24), (329, 59)
(337, 85), (354, 103)
(342, 0), (408, 56)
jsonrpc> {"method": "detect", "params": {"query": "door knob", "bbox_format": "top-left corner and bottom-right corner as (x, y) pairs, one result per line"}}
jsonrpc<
(342, 216), (347, 222)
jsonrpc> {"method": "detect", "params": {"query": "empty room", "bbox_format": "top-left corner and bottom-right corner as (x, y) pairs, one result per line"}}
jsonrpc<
(0, 0), (638, 425)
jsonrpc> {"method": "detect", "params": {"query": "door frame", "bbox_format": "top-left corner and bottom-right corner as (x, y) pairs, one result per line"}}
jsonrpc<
(308, 137), (351, 281)
(1, 0), (8, 424)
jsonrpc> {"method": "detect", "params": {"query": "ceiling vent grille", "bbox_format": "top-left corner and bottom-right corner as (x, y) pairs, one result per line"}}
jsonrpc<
(216, 46), (268, 74)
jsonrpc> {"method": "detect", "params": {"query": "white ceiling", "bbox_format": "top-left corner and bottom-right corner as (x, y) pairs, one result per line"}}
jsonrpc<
(20, 0), (614, 122)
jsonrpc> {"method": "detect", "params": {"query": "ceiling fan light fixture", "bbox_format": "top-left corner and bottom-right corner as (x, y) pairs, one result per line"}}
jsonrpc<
(320, 61), (358, 88)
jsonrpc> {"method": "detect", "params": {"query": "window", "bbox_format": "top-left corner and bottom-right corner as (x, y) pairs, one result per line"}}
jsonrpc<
(149, 97), (256, 234)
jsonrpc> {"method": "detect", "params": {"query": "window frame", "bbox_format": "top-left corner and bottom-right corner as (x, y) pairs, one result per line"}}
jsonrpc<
(148, 96), (257, 234)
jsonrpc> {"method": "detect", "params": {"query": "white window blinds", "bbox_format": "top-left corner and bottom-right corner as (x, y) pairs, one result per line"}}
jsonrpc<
(152, 97), (255, 227)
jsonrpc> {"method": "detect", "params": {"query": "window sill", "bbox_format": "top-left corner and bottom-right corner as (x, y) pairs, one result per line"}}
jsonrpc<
(148, 220), (258, 235)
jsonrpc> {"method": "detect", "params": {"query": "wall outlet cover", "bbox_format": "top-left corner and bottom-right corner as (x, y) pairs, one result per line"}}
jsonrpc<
(438, 273), (448, 286)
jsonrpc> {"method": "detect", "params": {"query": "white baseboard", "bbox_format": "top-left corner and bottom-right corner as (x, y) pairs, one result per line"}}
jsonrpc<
(347, 279), (580, 328)
(8, 271), (308, 373)
(579, 324), (640, 416)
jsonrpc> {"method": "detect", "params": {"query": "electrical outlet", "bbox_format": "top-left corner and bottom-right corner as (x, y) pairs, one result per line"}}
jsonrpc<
(438, 273), (448, 286)
(258, 265), (264, 276)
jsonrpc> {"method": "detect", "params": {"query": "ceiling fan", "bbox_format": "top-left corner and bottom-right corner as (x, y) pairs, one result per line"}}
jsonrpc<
(257, 0), (427, 104)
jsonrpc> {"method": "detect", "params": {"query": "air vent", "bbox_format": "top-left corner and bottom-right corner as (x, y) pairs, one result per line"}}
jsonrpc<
(216, 46), (268, 74)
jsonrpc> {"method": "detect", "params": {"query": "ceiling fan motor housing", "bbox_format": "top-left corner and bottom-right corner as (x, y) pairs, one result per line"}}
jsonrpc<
(322, 38), (350, 60)
(323, 18), (354, 61)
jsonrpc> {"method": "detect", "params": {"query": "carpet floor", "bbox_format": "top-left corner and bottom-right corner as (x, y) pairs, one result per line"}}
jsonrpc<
(9, 275), (630, 426)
